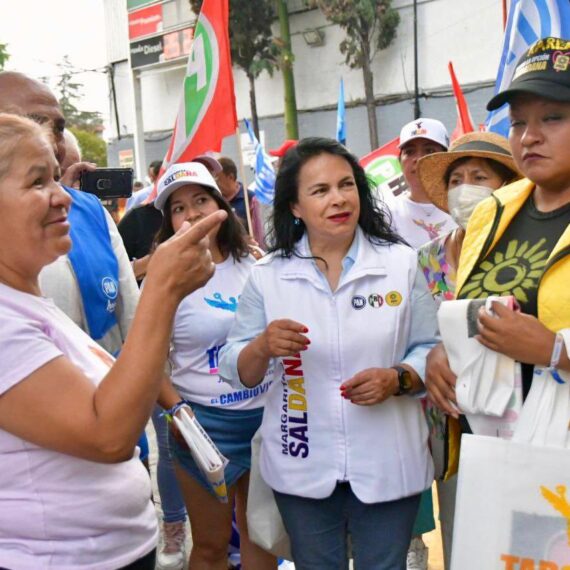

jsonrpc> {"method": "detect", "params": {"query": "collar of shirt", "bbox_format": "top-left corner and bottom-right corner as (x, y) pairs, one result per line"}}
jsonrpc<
(300, 229), (360, 290)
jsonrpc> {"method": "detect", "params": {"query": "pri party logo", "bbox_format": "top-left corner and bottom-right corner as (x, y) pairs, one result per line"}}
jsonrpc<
(183, 15), (219, 140)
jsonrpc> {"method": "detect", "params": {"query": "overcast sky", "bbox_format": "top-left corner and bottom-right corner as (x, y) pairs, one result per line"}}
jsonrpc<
(0, 0), (110, 135)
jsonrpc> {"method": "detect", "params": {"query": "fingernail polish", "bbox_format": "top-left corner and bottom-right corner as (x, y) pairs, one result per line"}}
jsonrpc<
(303, 327), (309, 333)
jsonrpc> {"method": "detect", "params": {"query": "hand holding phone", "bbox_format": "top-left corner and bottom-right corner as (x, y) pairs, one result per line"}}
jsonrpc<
(80, 168), (134, 199)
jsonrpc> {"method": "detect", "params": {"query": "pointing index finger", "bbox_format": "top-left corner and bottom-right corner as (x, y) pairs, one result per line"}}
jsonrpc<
(173, 210), (228, 244)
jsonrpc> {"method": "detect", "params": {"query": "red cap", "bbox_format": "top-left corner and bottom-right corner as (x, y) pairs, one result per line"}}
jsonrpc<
(269, 139), (298, 157)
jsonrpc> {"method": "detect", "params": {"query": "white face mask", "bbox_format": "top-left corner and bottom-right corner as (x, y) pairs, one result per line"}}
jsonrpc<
(447, 184), (494, 229)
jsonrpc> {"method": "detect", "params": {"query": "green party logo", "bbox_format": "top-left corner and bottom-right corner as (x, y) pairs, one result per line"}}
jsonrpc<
(184, 15), (220, 139)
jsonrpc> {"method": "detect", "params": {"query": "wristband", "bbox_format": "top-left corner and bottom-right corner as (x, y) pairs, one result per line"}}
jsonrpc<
(161, 399), (192, 422)
(549, 332), (566, 384)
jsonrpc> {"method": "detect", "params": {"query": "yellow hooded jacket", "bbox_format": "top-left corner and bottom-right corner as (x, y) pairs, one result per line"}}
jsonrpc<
(443, 178), (570, 480)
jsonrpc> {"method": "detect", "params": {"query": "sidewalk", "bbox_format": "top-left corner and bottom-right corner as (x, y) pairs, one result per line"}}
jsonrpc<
(424, 485), (445, 570)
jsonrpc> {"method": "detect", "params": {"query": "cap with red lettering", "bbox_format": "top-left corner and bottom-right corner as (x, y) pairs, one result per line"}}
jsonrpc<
(398, 118), (449, 150)
(487, 37), (570, 111)
(154, 161), (221, 211)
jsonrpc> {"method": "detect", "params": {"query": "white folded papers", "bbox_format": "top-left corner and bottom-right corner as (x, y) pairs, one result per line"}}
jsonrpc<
(173, 408), (229, 502)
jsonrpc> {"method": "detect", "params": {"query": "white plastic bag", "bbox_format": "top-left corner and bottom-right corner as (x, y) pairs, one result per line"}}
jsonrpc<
(247, 429), (292, 560)
(438, 297), (522, 437)
(451, 369), (570, 569)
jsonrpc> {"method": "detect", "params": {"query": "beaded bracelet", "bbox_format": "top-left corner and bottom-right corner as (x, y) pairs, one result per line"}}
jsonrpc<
(161, 399), (192, 422)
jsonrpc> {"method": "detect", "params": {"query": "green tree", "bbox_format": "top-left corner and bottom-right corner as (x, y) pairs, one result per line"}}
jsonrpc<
(0, 43), (9, 70)
(310, 0), (400, 149)
(56, 55), (104, 133)
(274, 0), (299, 139)
(189, 0), (279, 138)
(70, 127), (107, 166)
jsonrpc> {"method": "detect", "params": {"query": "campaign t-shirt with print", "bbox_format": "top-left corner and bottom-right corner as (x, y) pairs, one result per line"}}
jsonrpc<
(170, 254), (271, 410)
(458, 196), (570, 396)
(0, 283), (157, 570)
(386, 191), (457, 250)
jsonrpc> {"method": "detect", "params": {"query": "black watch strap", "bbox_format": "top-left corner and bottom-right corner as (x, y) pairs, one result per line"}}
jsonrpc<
(392, 365), (412, 396)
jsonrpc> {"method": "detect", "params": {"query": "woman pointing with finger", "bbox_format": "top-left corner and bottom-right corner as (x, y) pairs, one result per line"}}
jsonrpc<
(219, 138), (439, 570)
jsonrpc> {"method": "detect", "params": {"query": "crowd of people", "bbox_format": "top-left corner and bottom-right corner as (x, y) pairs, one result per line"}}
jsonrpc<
(0, 35), (569, 570)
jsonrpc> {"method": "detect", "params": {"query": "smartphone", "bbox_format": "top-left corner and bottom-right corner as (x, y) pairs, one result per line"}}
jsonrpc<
(80, 168), (134, 199)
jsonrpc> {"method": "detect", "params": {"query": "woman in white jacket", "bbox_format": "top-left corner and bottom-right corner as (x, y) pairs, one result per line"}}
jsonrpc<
(219, 137), (439, 570)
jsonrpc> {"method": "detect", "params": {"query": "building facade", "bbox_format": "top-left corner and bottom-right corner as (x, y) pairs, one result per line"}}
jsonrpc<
(103, 0), (504, 181)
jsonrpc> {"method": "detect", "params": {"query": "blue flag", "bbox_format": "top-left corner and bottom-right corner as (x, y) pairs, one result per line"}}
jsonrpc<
(243, 118), (276, 205)
(336, 77), (346, 144)
(486, 0), (570, 136)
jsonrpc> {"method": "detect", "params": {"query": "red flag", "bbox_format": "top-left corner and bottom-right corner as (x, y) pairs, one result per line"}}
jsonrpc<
(147, 0), (237, 201)
(448, 61), (475, 142)
(360, 138), (400, 170)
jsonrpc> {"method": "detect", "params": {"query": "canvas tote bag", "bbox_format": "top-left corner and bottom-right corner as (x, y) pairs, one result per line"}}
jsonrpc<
(451, 368), (570, 570)
(246, 429), (293, 560)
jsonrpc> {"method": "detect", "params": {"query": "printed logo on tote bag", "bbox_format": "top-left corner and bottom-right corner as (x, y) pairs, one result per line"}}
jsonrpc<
(499, 485), (570, 569)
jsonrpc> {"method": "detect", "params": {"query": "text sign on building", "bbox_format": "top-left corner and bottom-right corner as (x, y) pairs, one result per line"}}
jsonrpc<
(127, 0), (158, 11)
(130, 27), (193, 68)
(130, 36), (164, 68)
(119, 149), (134, 168)
(163, 28), (193, 61)
(128, 4), (163, 40)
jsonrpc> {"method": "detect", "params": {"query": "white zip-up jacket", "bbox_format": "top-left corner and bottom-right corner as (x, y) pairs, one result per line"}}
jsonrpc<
(219, 228), (438, 503)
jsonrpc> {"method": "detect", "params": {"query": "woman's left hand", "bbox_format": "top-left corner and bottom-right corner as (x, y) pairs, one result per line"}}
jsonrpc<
(340, 368), (398, 406)
(477, 301), (555, 366)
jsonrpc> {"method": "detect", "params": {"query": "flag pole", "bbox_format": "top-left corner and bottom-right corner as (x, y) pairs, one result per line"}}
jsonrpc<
(235, 126), (254, 238)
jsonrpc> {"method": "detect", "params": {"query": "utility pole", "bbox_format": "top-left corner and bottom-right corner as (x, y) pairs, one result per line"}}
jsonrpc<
(413, 0), (421, 119)
(108, 64), (121, 141)
(275, 0), (299, 139)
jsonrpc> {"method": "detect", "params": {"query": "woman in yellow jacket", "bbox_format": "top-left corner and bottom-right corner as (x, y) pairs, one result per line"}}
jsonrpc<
(426, 36), (570, 562)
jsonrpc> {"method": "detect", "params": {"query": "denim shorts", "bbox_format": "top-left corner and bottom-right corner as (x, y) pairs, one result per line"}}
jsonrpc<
(170, 402), (263, 497)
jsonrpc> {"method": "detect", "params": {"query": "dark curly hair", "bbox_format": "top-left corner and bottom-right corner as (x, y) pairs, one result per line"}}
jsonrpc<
(267, 137), (404, 256)
(153, 187), (250, 262)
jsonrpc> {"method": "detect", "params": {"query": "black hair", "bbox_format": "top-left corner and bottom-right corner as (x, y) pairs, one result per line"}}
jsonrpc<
(218, 156), (237, 179)
(444, 156), (519, 187)
(153, 186), (250, 262)
(267, 137), (405, 257)
(149, 160), (162, 178)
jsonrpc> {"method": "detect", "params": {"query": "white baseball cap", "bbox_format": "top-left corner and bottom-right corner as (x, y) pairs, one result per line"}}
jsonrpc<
(398, 118), (450, 150)
(154, 161), (221, 211)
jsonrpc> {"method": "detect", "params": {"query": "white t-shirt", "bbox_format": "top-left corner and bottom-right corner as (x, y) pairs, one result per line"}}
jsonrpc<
(170, 255), (271, 410)
(0, 283), (157, 570)
(386, 191), (457, 249)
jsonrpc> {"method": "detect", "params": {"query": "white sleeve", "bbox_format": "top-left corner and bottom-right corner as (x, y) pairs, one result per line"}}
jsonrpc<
(103, 209), (139, 340)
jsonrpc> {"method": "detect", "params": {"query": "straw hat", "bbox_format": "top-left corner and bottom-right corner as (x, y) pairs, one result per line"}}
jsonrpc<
(417, 131), (519, 213)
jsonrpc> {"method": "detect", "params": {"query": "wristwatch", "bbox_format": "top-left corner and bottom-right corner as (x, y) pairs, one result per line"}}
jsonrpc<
(392, 365), (412, 396)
